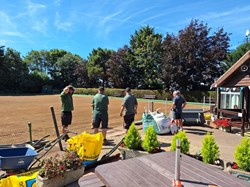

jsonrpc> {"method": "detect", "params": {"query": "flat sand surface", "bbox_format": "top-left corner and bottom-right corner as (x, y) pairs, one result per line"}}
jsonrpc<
(0, 95), (208, 144)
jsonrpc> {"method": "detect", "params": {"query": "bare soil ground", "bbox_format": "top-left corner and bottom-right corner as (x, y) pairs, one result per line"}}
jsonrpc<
(0, 95), (208, 144)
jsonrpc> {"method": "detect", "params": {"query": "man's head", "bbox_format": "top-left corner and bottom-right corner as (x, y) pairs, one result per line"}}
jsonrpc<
(98, 86), (104, 93)
(67, 85), (75, 93)
(173, 90), (180, 97)
(125, 87), (131, 94)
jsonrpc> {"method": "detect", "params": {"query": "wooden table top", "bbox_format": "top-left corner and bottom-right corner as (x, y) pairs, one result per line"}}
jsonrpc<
(95, 152), (248, 187)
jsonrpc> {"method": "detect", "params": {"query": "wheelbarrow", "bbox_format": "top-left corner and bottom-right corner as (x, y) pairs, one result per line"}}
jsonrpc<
(0, 147), (38, 171)
(0, 133), (69, 178)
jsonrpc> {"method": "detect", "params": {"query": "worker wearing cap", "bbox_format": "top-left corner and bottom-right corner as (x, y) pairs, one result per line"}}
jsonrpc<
(60, 85), (75, 141)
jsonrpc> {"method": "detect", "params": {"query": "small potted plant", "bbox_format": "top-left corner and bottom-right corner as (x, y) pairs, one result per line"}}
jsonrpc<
(36, 150), (84, 187)
(226, 136), (250, 178)
(119, 123), (162, 159)
(201, 133), (223, 169)
(170, 131), (190, 154)
(214, 119), (231, 132)
(142, 125), (159, 153)
(119, 123), (146, 159)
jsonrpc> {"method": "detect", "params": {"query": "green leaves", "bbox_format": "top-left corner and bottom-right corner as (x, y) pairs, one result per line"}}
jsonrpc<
(234, 136), (250, 171)
(162, 19), (230, 91)
(130, 26), (163, 89)
(201, 133), (220, 164)
(142, 125), (158, 153)
(124, 123), (142, 150)
(171, 131), (190, 154)
(87, 48), (114, 87)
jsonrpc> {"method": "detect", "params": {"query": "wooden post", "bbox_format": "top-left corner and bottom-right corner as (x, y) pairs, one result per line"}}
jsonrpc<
(151, 101), (154, 112)
(217, 88), (221, 119)
(241, 109), (245, 136)
(50, 106), (63, 151)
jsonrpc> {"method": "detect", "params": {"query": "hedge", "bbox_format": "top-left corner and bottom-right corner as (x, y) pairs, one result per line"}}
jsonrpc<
(74, 88), (216, 103)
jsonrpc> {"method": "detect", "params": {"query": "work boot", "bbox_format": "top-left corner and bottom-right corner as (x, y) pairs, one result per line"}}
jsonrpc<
(62, 134), (70, 142)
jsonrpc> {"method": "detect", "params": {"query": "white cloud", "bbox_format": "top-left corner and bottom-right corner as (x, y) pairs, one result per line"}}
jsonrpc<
(0, 11), (16, 31)
(27, 1), (46, 16)
(32, 19), (48, 34)
(54, 0), (61, 6)
(0, 11), (25, 38)
(0, 31), (24, 37)
(54, 12), (73, 31)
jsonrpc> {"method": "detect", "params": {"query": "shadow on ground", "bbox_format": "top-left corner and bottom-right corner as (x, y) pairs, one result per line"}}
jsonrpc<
(184, 127), (212, 135)
(159, 142), (171, 148)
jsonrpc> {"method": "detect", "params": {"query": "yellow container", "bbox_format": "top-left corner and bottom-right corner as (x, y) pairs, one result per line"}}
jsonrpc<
(204, 113), (211, 120)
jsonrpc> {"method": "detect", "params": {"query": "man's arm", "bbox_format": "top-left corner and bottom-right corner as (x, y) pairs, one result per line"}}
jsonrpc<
(134, 98), (138, 114)
(171, 101), (176, 110)
(182, 101), (186, 109)
(120, 105), (125, 116)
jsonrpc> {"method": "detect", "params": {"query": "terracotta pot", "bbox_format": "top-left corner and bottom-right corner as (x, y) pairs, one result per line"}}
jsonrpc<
(36, 166), (84, 187)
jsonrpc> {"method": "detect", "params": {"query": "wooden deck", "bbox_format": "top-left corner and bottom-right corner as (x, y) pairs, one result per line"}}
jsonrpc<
(94, 152), (248, 187)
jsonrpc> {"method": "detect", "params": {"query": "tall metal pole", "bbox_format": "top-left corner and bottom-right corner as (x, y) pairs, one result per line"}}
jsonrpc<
(175, 139), (181, 181)
(50, 106), (63, 151)
(173, 138), (182, 186)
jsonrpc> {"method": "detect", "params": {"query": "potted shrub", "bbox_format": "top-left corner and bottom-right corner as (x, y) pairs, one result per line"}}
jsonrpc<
(201, 133), (221, 167)
(170, 131), (190, 154)
(142, 125), (159, 153)
(225, 137), (250, 180)
(234, 136), (250, 172)
(124, 123), (142, 150)
(36, 150), (84, 187)
(119, 123), (146, 159)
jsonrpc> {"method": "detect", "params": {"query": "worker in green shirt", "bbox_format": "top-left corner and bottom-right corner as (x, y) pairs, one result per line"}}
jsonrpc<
(120, 87), (138, 132)
(60, 85), (75, 141)
(92, 87), (109, 142)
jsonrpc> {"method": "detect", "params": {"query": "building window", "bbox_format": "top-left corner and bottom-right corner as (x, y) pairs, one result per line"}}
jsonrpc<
(220, 88), (242, 109)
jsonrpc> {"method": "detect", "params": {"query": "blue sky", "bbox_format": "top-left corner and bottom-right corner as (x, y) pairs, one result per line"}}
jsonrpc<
(0, 0), (250, 59)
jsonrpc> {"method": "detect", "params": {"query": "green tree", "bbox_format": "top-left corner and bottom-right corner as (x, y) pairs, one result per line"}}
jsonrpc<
(87, 48), (114, 87)
(74, 59), (98, 88)
(56, 53), (83, 87)
(162, 20), (230, 91)
(24, 50), (49, 74)
(130, 26), (163, 89)
(0, 45), (4, 64)
(108, 45), (137, 88)
(225, 43), (250, 70)
(47, 49), (68, 83)
(0, 48), (29, 92)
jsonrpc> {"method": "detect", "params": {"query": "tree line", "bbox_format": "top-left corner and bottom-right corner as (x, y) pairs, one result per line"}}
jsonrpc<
(0, 19), (249, 93)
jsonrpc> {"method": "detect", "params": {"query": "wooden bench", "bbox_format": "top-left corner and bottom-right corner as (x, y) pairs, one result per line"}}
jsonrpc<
(78, 172), (105, 187)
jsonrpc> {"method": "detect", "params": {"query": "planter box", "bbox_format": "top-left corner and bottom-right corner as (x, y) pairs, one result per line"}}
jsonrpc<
(226, 167), (250, 183)
(36, 166), (85, 187)
(118, 147), (149, 160)
(209, 121), (219, 129)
